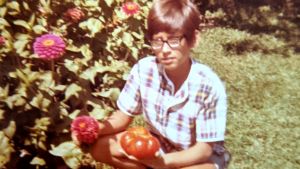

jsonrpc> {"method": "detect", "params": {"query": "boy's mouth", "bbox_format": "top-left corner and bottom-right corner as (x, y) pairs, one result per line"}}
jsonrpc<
(160, 57), (175, 64)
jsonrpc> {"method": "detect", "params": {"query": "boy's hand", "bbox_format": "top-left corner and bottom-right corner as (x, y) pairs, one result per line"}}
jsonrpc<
(71, 131), (81, 146)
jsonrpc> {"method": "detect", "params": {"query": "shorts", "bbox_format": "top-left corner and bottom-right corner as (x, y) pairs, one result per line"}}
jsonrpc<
(210, 143), (231, 169)
(149, 143), (231, 169)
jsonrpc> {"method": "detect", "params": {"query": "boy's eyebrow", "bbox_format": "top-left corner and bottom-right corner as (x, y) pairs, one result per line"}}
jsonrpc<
(153, 36), (182, 40)
(153, 34), (183, 40)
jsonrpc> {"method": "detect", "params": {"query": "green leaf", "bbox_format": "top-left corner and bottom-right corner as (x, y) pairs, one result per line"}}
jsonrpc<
(49, 141), (78, 157)
(66, 43), (81, 53)
(104, 0), (114, 7)
(65, 60), (80, 73)
(122, 32), (134, 47)
(22, 1), (30, 10)
(0, 85), (9, 99)
(40, 0), (51, 13)
(80, 67), (97, 84)
(13, 20), (31, 31)
(115, 8), (127, 20)
(37, 17), (47, 27)
(5, 94), (26, 109)
(28, 14), (35, 27)
(15, 33), (31, 40)
(3, 121), (16, 139)
(89, 107), (108, 120)
(1, 29), (12, 41)
(131, 31), (144, 40)
(80, 44), (93, 65)
(68, 109), (81, 119)
(131, 47), (139, 60)
(38, 141), (47, 151)
(0, 109), (4, 120)
(79, 18), (103, 37)
(0, 131), (15, 167)
(64, 83), (82, 100)
(111, 27), (122, 37)
(13, 39), (29, 56)
(64, 59), (80, 74)
(63, 156), (81, 169)
(93, 88), (120, 101)
(0, 6), (7, 17)
(30, 92), (51, 111)
(0, 18), (10, 28)
(34, 117), (51, 131)
(30, 157), (46, 166)
(33, 25), (47, 34)
(53, 85), (66, 91)
(86, 100), (109, 120)
(0, 0), (6, 6)
(7, 1), (20, 14)
(82, 0), (99, 7)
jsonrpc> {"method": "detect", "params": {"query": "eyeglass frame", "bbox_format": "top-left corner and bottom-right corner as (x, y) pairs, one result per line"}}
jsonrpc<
(150, 35), (185, 51)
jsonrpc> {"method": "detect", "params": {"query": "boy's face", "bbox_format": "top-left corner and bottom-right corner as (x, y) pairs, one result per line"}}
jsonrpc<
(151, 32), (192, 71)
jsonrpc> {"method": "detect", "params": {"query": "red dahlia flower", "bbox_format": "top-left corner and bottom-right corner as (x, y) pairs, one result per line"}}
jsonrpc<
(122, 2), (140, 16)
(64, 8), (85, 23)
(0, 36), (5, 45)
(33, 34), (66, 60)
(71, 116), (99, 144)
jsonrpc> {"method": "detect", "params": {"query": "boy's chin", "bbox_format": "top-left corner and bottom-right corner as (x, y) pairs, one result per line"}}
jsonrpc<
(163, 64), (179, 72)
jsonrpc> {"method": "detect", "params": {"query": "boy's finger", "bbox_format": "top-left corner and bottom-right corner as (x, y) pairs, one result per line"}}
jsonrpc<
(71, 132), (81, 146)
(118, 149), (138, 161)
(155, 151), (161, 157)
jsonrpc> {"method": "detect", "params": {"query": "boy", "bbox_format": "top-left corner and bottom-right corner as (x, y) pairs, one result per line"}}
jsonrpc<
(85, 0), (229, 168)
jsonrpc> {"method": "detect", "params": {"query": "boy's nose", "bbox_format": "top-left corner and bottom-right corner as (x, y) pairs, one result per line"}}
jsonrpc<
(161, 42), (172, 53)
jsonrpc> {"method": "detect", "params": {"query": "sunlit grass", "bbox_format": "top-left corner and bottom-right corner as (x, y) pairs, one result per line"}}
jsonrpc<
(194, 27), (300, 169)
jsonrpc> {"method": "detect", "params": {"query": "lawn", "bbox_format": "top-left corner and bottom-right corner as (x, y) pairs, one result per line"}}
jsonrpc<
(193, 27), (300, 169)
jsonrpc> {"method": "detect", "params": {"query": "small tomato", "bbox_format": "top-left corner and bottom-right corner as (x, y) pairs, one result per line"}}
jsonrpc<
(120, 127), (160, 159)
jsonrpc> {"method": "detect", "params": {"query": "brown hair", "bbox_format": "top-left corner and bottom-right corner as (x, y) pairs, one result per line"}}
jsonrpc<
(147, 0), (201, 45)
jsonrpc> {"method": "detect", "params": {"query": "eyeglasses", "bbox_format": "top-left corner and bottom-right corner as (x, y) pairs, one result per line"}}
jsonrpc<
(150, 36), (184, 51)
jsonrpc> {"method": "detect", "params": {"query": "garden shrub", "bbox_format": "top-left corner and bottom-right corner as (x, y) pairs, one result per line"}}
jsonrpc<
(0, 0), (152, 168)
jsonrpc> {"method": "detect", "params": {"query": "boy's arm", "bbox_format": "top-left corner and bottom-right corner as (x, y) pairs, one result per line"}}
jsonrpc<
(137, 141), (214, 169)
(98, 110), (133, 136)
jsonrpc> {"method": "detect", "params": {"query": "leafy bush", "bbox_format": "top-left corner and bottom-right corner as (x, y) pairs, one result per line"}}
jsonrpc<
(0, 0), (151, 168)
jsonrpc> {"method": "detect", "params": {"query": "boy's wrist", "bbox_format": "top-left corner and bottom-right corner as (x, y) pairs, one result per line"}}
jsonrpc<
(97, 121), (105, 136)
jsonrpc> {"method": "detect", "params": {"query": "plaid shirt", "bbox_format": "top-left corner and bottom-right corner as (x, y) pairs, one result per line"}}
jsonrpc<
(117, 56), (227, 153)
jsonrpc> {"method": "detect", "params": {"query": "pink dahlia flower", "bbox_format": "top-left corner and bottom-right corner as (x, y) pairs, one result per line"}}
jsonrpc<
(33, 34), (66, 60)
(122, 2), (140, 16)
(71, 115), (99, 144)
(0, 36), (5, 45)
(64, 8), (85, 23)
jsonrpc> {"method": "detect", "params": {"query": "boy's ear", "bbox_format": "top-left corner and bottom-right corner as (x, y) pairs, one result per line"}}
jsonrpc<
(191, 30), (200, 48)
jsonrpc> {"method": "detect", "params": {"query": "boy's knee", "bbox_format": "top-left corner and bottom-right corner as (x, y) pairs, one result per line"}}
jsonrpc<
(89, 134), (122, 162)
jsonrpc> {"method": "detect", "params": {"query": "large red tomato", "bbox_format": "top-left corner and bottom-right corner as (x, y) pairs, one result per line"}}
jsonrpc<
(120, 127), (160, 159)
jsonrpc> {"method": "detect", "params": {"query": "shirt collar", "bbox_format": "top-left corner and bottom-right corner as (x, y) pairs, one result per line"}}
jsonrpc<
(156, 57), (195, 97)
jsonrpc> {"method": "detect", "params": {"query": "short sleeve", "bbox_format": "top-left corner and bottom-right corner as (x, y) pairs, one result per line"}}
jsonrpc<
(196, 78), (227, 142)
(117, 64), (142, 116)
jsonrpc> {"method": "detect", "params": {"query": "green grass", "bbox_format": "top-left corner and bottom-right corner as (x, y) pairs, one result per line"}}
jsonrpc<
(194, 27), (300, 169)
